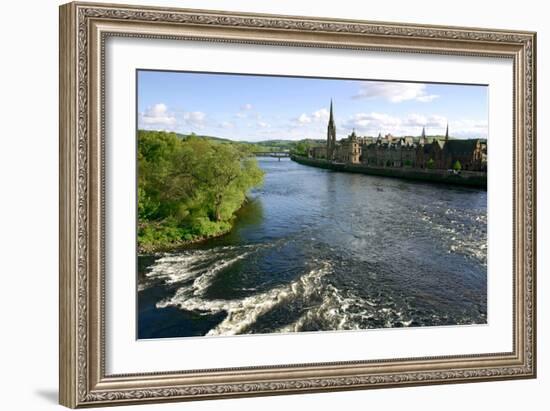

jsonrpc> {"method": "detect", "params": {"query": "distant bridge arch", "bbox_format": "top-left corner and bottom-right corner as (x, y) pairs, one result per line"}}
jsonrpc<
(252, 151), (291, 161)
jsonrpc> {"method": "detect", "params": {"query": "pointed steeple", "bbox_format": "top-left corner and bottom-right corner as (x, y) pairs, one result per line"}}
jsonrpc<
(421, 126), (426, 138)
(445, 123), (449, 141)
(326, 99), (337, 161)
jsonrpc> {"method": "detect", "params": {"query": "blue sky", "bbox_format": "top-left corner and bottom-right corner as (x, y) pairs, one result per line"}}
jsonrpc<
(137, 70), (488, 141)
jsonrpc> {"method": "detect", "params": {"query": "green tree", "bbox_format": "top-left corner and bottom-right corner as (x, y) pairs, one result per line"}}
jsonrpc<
(293, 141), (310, 156)
(426, 158), (435, 169)
(453, 160), (462, 171)
(137, 130), (264, 251)
(194, 142), (263, 222)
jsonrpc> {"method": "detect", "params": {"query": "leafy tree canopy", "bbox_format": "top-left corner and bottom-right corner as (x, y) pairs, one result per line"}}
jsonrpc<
(138, 130), (264, 252)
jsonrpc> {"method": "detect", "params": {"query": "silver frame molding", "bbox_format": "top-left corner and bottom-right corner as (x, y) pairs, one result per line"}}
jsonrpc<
(59, 2), (537, 408)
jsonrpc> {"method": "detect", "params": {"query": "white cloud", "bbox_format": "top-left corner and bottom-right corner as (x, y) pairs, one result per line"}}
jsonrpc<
(295, 108), (330, 125)
(312, 108), (330, 120)
(343, 112), (446, 136)
(140, 103), (177, 128)
(426, 115), (447, 128)
(257, 121), (270, 128)
(340, 111), (486, 138)
(297, 113), (312, 124)
(416, 94), (439, 103)
(448, 119), (488, 138)
(402, 113), (427, 127)
(403, 114), (447, 128)
(138, 103), (206, 131)
(235, 104), (257, 119)
(279, 107), (334, 140)
(219, 121), (235, 129)
(343, 112), (401, 131)
(183, 111), (206, 129)
(353, 82), (439, 103)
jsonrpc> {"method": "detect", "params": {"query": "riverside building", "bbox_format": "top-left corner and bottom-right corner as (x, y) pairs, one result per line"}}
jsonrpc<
(308, 101), (487, 172)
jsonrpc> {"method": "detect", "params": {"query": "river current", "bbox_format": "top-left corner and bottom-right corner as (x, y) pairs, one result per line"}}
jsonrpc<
(138, 158), (487, 339)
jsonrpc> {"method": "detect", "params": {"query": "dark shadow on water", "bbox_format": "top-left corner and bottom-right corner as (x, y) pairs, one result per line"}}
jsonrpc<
(235, 198), (264, 227)
(35, 389), (58, 404)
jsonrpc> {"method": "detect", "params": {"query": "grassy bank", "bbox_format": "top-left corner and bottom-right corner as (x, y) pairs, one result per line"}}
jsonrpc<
(292, 155), (487, 188)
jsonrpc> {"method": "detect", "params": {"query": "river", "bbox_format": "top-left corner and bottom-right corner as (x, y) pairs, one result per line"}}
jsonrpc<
(138, 157), (487, 339)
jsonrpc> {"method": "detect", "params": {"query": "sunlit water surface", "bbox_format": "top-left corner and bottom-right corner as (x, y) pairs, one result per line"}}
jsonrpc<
(138, 158), (487, 339)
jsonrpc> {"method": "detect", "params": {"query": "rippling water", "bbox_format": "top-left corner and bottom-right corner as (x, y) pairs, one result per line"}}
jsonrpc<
(138, 158), (487, 339)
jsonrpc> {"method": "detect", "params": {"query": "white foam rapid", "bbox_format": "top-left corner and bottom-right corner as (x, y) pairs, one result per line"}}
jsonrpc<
(154, 253), (333, 335)
(145, 244), (416, 335)
(417, 206), (487, 266)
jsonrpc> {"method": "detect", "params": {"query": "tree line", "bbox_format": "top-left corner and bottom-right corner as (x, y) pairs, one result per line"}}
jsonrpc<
(138, 130), (264, 252)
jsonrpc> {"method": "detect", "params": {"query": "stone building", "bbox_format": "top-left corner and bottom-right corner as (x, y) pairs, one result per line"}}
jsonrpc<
(442, 139), (486, 171)
(415, 132), (445, 169)
(308, 101), (487, 172)
(309, 146), (327, 159)
(334, 130), (361, 164)
(361, 134), (418, 168)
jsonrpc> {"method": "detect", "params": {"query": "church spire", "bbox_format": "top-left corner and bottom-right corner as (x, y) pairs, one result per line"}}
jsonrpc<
(421, 126), (426, 138)
(445, 123), (449, 141)
(326, 99), (336, 161)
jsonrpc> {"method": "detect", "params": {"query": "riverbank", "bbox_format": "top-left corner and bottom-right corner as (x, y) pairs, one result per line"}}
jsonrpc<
(138, 225), (233, 254)
(138, 199), (257, 254)
(291, 155), (487, 188)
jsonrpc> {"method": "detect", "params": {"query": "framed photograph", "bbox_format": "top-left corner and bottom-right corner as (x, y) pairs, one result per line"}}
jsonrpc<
(59, 2), (537, 408)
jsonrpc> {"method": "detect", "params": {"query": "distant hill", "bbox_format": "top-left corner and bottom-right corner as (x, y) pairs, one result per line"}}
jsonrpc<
(251, 139), (325, 152)
(248, 138), (325, 146)
(174, 132), (232, 143)
(147, 131), (326, 153)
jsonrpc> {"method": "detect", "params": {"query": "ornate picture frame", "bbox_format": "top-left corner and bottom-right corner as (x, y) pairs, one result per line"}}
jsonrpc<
(59, 1), (536, 407)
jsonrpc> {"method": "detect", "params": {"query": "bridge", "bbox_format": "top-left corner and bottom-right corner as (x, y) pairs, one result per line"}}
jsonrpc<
(252, 151), (291, 161)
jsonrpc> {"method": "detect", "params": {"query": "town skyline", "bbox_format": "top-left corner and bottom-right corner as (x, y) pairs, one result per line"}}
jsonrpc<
(138, 70), (489, 142)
